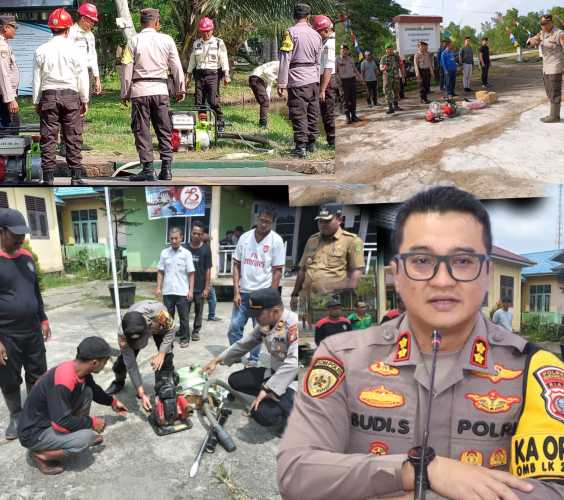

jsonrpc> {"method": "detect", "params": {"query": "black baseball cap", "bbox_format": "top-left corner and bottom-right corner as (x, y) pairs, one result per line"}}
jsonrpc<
(294, 3), (311, 18)
(77, 336), (112, 360)
(249, 288), (283, 317)
(122, 311), (146, 341)
(315, 204), (343, 221)
(0, 208), (30, 235)
(326, 296), (341, 308)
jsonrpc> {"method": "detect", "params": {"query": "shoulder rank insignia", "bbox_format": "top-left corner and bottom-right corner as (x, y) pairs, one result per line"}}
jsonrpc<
(460, 449), (483, 465)
(287, 324), (298, 344)
(465, 390), (521, 413)
(470, 337), (489, 368)
(369, 361), (400, 377)
(358, 385), (405, 408)
(534, 365), (564, 423)
(369, 440), (389, 456)
(394, 332), (411, 362)
(488, 448), (507, 468)
(305, 357), (345, 399)
(281, 30), (294, 52)
(471, 364), (523, 383)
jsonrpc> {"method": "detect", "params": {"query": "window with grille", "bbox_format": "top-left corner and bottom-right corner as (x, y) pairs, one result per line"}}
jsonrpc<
(529, 284), (551, 312)
(500, 275), (514, 306)
(72, 209), (99, 244)
(0, 191), (8, 209)
(25, 196), (48, 238)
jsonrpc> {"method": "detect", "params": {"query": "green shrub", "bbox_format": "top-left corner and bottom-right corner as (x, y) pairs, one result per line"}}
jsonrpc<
(521, 314), (564, 342)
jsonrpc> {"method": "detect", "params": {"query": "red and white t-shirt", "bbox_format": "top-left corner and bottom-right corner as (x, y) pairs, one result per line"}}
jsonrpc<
(234, 229), (285, 292)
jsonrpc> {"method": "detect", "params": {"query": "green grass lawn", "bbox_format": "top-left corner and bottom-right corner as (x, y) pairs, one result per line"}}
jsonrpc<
(20, 69), (334, 162)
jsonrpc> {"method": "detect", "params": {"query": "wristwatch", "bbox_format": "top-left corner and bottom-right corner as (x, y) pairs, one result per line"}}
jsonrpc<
(407, 446), (436, 491)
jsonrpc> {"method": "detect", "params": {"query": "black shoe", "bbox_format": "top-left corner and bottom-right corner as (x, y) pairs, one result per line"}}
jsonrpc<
(70, 169), (86, 186)
(327, 138), (335, 148)
(42, 171), (55, 186)
(306, 142), (316, 153)
(179, 338), (190, 348)
(345, 111), (351, 124)
(106, 380), (125, 395)
(80, 144), (94, 151)
(217, 123), (225, 134)
(386, 106), (395, 114)
(351, 115), (360, 122)
(158, 160), (172, 181)
(290, 147), (307, 158)
(258, 121), (267, 129)
(207, 316), (221, 321)
(191, 333), (200, 341)
(394, 102), (402, 111)
(129, 162), (156, 182)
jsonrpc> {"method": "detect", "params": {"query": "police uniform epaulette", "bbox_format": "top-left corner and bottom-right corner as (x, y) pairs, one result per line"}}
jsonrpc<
(341, 230), (357, 237)
(323, 320), (399, 352)
(485, 320), (528, 354)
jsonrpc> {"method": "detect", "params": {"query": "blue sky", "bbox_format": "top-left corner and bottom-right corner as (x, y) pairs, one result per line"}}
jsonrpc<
(401, 0), (560, 31)
(486, 185), (562, 255)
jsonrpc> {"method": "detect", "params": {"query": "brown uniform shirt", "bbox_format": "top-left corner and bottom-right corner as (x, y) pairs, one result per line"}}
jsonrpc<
(299, 227), (364, 291)
(537, 28), (564, 75)
(278, 313), (564, 499)
(0, 34), (18, 103)
(414, 51), (433, 78)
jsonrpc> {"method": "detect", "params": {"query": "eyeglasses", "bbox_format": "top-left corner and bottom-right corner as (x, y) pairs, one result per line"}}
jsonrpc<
(394, 253), (490, 282)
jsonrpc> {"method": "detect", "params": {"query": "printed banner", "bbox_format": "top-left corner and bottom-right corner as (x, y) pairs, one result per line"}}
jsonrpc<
(145, 186), (206, 220)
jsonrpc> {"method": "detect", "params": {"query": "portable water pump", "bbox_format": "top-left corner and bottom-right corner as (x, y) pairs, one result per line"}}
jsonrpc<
(0, 133), (42, 184)
(171, 111), (212, 152)
(150, 375), (193, 436)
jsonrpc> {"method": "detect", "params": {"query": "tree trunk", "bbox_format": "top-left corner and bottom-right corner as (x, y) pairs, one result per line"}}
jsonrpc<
(114, 0), (137, 41)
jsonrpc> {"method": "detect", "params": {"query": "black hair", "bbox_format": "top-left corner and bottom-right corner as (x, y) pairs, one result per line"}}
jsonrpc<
(76, 355), (108, 363)
(121, 311), (146, 340)
(393, 186), (492, 254)
(482, 37), (488, 41)
(191, 221), (205, 231)
(235, 225), (244, 232)
(51, 28), (68, 36)
(226, 230), (234, 235)
(258, 206), (278, 222)
(169, 226), (183, 238)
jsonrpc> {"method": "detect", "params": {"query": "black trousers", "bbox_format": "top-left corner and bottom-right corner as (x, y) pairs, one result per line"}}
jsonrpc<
(228, 367), (295, 427)
(131, 94), (173, 163)
(0, 332), (47, 394)
(287, 82), (320, 147)
(249, 75), (269, 125)
(419, 68), (431, 101)
(0, 99), (20, 133)
(195, 70), (224, 125)
(163, 295), (190, 341)
(366, 80), (378, 105)
(320, 75), (336, 145)
(341, 77), (357, 116)
(187, 293), (204, 336)
(481, 64), (490, 86)
(112, 334), (174, 382)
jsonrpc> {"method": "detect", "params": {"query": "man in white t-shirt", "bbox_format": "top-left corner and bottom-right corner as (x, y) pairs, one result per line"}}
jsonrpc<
(229, 208), (285, 366)
(249, 60), (280, 128)
(492, 299), (513, 332)
(156, 227), (195, 348)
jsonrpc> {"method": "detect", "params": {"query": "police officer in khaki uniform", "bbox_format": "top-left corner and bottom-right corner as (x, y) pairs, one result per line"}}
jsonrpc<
(121, 8), (185, 182)
(186, 17), (230, 133)
(33, 8), (89, 186)
(336, 44), (363, 124)
(278, 186), (564, 500)
(204, 288), (298, 429)
(527, 14), (564, 123)
(277, 3), (323, 158)
(290, 205), (364, 325)
(0, 15), (19, 133)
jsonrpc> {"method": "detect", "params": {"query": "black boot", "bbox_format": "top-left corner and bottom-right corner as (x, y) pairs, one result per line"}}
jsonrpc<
(129, 162), (156, 182)
(217, 121), (225, 134)
(386, 104), (395, 114)
(394, 101), (402, 111)
(258, 120), (267, 129)
(106, 378), (125, 396)
(351, 114), (360, 122)
(70, 168), (86, 186)
(2, 390), (22, 440)
(289, 146), (307, 158)
(306, 142), (316, 154)
(345, 111), (352, 124)
(42, 171), (55, 186)
(158, 160), (173, 181)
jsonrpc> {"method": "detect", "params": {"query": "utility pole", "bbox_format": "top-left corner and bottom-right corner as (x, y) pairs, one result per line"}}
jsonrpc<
(557, 185), (563, 248)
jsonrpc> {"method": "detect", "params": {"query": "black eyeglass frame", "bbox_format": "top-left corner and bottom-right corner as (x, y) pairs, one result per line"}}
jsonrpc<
(393, 252), (490, 282)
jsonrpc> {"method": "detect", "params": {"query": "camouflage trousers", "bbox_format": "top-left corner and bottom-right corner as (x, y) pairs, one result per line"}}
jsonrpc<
(383, 78), (400, 105)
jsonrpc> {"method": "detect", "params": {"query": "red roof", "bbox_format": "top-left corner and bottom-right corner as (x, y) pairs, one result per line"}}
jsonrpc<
(491, 245), (535, 266)
(393, 15), (443, 24)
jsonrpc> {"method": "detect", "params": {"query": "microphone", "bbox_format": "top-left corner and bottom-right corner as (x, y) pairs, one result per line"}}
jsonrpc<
(415, 329), (442, 500)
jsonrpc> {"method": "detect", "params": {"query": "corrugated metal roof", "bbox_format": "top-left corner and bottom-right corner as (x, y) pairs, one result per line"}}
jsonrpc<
(521, 249), (564, 276)
(55, 187), (102, 198)
(491, 245), (535, 266)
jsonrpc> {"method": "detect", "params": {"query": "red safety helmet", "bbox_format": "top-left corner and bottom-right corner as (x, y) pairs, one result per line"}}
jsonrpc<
(78, 3), (99, 23)
(198, 17), (214, 32)
(311, 15), (333, 31)
(48, 8), (73, 29)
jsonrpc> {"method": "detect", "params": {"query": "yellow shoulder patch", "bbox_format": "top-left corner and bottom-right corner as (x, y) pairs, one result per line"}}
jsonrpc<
(305, 357), (345, 398)
(121, 46), (133, 65)
(281, 30), (294, 53)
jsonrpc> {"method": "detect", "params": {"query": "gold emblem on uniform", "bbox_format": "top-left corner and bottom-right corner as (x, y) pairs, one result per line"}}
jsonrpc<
(470, 337), (489, 368)
(358, 385), (405, 408)
(394, 332), (411, 362)
(305, 357), (345, 399)
(276, 320), (285, 331)
(369, 440), (389, 456)
(465, 390), (521, 414)
(369, 361), (400, 377)
(460, 449), (483, 466)
(471, 364), (523, 383)
(155, 310), (173, 330)
(281, 30), (294, 52)
(488, 448), (507, 467)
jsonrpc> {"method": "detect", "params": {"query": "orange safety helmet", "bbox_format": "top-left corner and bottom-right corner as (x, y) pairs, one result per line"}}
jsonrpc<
(198, 17), (214, 32)
(48, 8), (73, 29)
(78, 3), (99, 23)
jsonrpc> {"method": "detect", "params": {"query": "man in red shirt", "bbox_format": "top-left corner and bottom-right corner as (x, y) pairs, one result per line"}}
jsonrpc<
(314, 296), (352, 346)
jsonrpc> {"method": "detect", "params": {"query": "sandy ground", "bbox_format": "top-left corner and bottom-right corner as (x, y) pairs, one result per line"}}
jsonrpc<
(331, 56), (560, 204)
(0, 281), (286, 500)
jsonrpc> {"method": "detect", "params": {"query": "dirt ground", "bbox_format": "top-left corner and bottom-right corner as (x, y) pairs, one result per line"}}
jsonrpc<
(0, 281), (287, 500)
(333, 55), (560, 204)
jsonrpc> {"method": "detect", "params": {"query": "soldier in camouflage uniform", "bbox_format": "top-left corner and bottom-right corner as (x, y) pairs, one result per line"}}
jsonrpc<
(380, 44), (402, 115)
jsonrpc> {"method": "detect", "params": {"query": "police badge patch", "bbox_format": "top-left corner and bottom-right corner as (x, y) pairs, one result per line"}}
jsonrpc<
(305, 357), (345, 398)
(534, 365), (564, 424)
